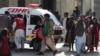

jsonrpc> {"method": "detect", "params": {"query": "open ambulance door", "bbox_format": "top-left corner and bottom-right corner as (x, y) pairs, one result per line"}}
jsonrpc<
(26, 14), (42, 43)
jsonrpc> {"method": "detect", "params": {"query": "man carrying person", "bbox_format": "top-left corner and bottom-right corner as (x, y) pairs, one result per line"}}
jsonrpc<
(37, 14), (59, 55)
(12, 14), (25, 52)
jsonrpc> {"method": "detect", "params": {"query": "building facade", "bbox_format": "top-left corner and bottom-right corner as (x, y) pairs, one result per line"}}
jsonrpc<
(0, 0), (94, 18)
(94, 0), (100, 19)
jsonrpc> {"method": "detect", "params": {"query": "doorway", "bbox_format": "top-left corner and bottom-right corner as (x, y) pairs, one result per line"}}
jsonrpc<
(42, 0), (56, 11)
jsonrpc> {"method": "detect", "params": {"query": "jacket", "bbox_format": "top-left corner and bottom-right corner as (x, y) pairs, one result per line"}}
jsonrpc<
(45, 19), (54, 35)
(0, 15), (12, 32)
(76, 20), (86, 36)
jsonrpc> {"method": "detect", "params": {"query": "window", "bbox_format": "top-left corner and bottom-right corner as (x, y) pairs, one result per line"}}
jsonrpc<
(30, 15), (42, 25)
(9, 15), (17, 25)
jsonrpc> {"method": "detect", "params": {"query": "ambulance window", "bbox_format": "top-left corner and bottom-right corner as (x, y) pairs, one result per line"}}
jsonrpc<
(30, 15), (42, 25)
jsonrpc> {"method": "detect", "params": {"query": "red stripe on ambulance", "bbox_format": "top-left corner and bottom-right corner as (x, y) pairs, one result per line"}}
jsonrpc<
(8, 8), (28, 13)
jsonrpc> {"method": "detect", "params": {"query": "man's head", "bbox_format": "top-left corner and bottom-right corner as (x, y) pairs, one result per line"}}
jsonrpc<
(5, 11), (10, 16)
(79, 15), (85, 21)
(75, 6), (79, 10)
(44, 14), (50, 20)
(1, 30), (7, 36)
(93, 18), (97, 23)
(64, 12), (68, 17)
(17, 14), (22, 18)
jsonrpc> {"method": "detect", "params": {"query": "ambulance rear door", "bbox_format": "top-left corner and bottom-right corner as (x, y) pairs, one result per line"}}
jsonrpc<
(26, 14), (42, 43)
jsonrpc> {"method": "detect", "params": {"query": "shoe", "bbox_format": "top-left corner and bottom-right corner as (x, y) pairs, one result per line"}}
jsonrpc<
(53, 50), (62, 55)
(53, 50), (57, 55)
(63, 44), (69, 47)
(63, 43), (69, 46)
(19, 48), (23, 52)
(37, 52), (44, 55)
(15, 49), (20, 52)
(69, 49), (71, 52)
(76, 54), (80, 56)
(82, 50), (87, 54)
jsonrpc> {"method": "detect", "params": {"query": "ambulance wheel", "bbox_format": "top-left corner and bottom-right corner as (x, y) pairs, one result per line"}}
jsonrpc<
(9, 42), (16, 49)
(32, 43), (41, 52)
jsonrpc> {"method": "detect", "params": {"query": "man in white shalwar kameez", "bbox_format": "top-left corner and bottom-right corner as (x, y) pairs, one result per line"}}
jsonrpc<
(61, 12), (69, 46)
(13, 14), (25, 52)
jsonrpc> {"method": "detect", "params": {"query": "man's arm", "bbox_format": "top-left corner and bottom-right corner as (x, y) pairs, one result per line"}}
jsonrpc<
(12, 21), (17, 31)
(6, 16), (12, 32)
(49, 19), (54, 34)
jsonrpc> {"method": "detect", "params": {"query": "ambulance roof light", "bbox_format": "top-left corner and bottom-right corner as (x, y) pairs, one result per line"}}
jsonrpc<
(28, 4), (39, 8)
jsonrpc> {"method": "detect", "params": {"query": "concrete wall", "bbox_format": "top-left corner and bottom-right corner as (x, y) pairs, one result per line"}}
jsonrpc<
(24, 0), (77, 18)
(9, 0), (39, 7)
(2, 0), (94, 18)
(25, 0), (39, 6)
(56, 0), (77, 18)
(0, 0), (9, 7)
(94, 0), (100, 20)
(9, 0), (18, 7)
(82, 0), (94, 15)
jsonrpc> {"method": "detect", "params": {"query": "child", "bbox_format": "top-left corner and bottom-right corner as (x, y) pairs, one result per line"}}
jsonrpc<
(0, 30), (11, 56)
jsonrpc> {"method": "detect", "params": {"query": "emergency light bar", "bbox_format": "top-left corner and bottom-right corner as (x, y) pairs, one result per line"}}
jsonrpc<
(28, 4), (39, 8)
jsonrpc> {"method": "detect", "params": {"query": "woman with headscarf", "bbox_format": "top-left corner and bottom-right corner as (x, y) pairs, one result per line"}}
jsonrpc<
(92, 18), (99, 51)
(0, 30), (11, 56)
(86, 17), (93, 53)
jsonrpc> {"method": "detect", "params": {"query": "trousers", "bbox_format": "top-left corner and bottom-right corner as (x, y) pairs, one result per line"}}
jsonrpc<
(14, 29), (24, 49)
(40, 35), (56, 52)
(75, 32), (86, 54)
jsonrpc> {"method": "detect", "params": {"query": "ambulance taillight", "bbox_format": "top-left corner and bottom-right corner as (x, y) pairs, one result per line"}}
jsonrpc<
(54, 26), (63, 30)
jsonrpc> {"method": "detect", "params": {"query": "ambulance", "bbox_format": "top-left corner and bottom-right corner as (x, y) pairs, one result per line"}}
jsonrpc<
(0, 4), (63, 43)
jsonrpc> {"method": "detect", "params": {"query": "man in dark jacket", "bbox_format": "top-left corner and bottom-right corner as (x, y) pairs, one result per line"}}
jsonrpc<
(75, 15), (87, 56)
(0, 11), (12, 33)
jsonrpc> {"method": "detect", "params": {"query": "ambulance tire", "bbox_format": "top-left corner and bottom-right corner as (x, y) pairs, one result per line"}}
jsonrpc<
(30, 38), (41, 52)
(8, 38), (16, 49)
(33, 43), (41, 52)
(9, 42), (16, 49)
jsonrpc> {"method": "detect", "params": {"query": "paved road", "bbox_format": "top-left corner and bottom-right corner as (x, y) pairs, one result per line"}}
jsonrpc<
(12, 51), (100, 56)
(12, 43), (100, 56)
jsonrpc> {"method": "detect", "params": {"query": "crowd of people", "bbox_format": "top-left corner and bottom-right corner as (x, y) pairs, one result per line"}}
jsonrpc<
(62, 11), (100, 56)
(0, 11), (25, 56)
(0, 11), (12, 56)
(0, 9), (100, 56)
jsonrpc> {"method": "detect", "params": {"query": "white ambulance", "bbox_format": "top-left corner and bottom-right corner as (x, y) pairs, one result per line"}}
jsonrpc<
(0, 4), (63, 43)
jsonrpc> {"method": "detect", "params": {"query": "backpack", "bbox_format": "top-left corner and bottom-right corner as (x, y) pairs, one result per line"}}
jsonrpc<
(42, 26), (50, 37)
